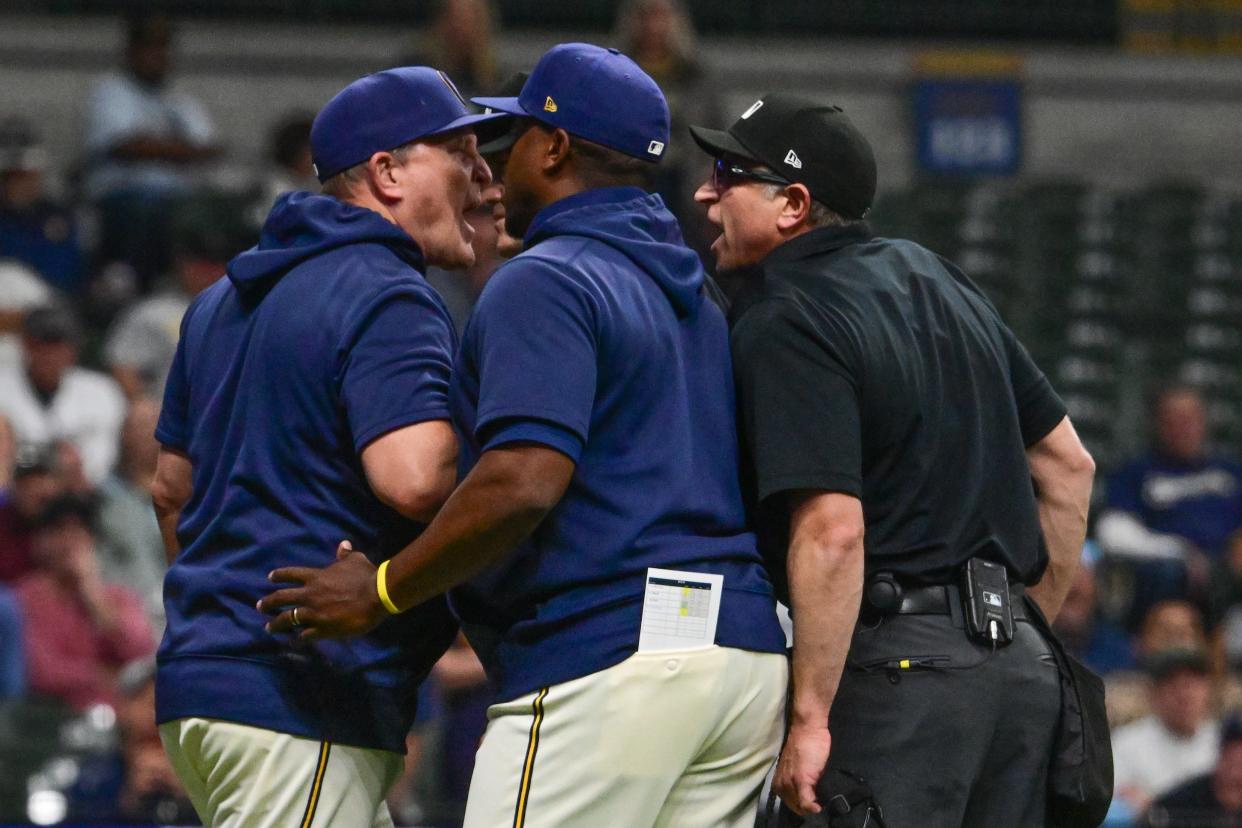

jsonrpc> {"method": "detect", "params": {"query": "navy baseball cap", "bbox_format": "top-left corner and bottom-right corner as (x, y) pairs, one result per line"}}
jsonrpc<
(310, 66), (510, 183)
(471, 43), (670, 163)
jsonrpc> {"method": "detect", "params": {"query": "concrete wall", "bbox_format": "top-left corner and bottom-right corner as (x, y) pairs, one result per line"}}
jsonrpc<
(1, 14), (1240, 192)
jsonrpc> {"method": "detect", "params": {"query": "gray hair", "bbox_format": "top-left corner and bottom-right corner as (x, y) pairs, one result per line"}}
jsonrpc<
(760, 183), (852, 228)
(321, 141), (418, 197)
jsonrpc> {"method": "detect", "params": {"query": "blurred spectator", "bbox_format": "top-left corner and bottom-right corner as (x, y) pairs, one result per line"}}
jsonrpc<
(96, 399), (165, 629)
(424, 70), (526, 331)
(1105, 599), (1213, 735)
(476, 72), (526, 263)
(1113, 649), (1221, 815)
(15, 494), (155, 711)
(1139, 600), (1211, 662)
(0, 117), (86, 294)
(614, 0), (723, 250)
(1212, 531), (1242, 670)
(249, 111), (317, 228)
(82, 11), (220, 286)
(54, 438), (95, 499)
(104, 214), (233, 401)
(388, 635), (491, 825)
(428, 635), (490, 817)
(425, 193), (506, 333)
(0, 258), (52, 372)
(1148, 715), (1242, 827)
(0, 583), (25, 699)
(1097, 385), (1242, 625)
(0, 304), (127, 484)
(399, 0), (498, 95)
(67, 659), (196, 824)
(1054, 559), (1137, 674)
(0, 445), (63, 584)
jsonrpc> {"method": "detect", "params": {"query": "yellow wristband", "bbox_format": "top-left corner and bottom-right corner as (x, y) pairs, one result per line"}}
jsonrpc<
(376, 559), (401, 615)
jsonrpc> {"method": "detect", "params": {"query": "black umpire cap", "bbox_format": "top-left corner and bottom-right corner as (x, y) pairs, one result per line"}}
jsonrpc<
(477, 71), (530, 157)
(689, 93), (877, 220)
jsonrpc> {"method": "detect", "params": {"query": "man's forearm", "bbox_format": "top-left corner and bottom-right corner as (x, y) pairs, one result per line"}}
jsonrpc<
(788, 531), (864, 729)
(384, 446), (571, 611)
(1025, 418), (1095, 621)
(156, 507), (181, 566)
(1028, 478), (1092, 620)
(152, 448), (193, 566)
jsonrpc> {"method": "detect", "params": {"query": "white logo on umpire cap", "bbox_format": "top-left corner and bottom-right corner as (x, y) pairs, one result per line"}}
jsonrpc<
(784, 149), (803, 169)
(741, 100), (764, 119)
(647, 140), (665, 156)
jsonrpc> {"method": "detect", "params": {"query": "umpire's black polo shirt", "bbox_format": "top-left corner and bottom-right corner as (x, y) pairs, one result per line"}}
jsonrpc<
(730, 223), (1067, 595)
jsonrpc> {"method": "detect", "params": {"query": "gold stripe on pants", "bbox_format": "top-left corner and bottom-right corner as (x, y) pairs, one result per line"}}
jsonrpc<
(299, 740), (332, 828)
(512, 688), (549, 828)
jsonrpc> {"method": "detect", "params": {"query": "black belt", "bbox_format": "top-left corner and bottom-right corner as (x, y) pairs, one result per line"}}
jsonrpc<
(894, 582), (1027, 620)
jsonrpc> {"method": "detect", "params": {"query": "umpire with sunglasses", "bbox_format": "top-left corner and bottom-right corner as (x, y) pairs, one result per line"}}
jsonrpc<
(691, 95), (1097, 826)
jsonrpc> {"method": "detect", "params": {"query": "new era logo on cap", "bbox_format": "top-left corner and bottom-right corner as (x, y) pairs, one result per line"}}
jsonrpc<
(544, 96), (558, 113)
(647, 140), (665, 156)
(687, 92), (877, 220)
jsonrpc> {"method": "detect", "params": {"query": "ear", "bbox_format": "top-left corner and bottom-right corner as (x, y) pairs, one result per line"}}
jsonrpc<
(366, 150), (405, 202)
(543, 128), (573, 175)
(776, 182), (813, 232)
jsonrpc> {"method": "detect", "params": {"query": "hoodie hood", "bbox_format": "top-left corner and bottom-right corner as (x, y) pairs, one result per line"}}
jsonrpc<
(228, 191), (424, 300)
(524, 187), (704, 317)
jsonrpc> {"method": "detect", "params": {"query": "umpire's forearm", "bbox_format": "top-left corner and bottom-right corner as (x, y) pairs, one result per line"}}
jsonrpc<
(787, 497), (865, 730)
(384, 444), (574, 611)
(1027, 478), (1091, 621)
(1025, 418), (1095, 622)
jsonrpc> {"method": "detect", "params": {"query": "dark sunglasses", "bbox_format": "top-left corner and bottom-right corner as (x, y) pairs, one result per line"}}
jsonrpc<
(711, 157), (790, 192)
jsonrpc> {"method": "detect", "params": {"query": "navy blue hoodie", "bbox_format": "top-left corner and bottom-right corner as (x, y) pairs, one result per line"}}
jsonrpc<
(449, 187), (786, 701)
(155, 192), (458, 752)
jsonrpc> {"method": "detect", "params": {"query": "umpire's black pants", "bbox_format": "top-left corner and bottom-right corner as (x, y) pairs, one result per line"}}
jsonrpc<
(822, 609), (1060, 827)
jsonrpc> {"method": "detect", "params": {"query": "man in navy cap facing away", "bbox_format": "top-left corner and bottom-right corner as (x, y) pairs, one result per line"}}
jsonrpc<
(150, 67), (505, 827)
(260, 43), (789, 827)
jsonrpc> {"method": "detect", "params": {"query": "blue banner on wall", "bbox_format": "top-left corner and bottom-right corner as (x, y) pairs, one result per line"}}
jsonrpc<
(913, 78), (1023, 175)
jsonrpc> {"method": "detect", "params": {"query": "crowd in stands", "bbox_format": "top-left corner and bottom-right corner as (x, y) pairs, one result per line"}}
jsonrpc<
(1052, 384), (1242, 827)
(0, 1), (1238, 826)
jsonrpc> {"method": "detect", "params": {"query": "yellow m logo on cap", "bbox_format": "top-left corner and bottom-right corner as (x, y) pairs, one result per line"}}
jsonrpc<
(544, 96), (558, 113)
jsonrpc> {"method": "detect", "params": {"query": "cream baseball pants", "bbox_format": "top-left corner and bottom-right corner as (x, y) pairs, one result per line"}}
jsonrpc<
(160, 717), (403, 828)
(462, 645), (788, 828)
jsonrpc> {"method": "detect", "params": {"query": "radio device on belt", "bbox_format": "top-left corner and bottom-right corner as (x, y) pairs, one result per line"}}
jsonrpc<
(960, 558), (1013, 645)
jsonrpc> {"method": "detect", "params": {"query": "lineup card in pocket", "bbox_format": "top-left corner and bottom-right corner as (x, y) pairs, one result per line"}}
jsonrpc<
(637, 567), (723, 652)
